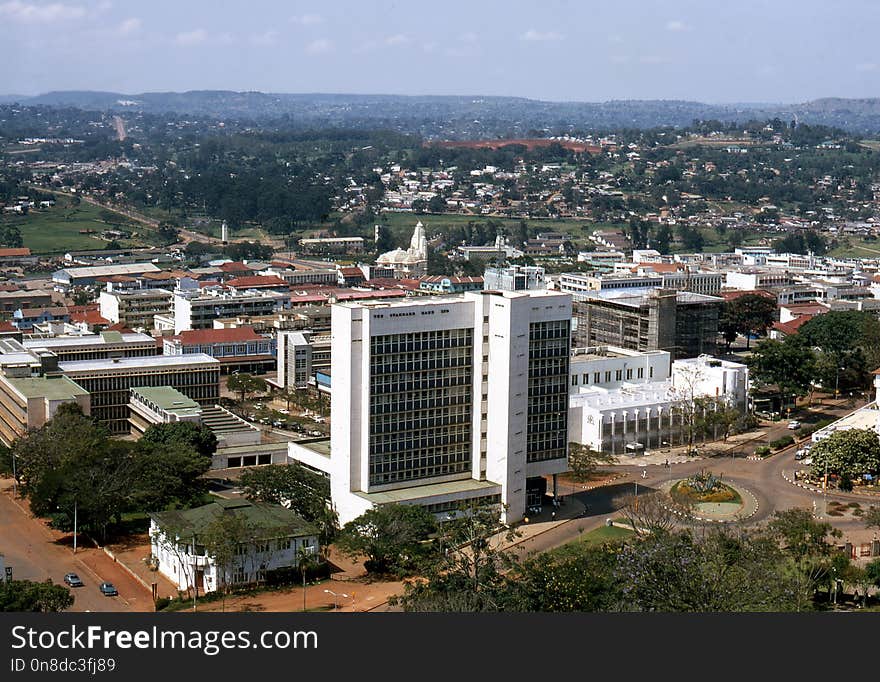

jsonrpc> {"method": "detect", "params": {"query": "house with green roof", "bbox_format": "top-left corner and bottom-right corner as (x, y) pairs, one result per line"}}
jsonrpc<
(149, 499), (319, 594)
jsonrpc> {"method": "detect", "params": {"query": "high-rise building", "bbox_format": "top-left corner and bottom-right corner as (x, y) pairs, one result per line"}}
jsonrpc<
(288, 289), (572, 525)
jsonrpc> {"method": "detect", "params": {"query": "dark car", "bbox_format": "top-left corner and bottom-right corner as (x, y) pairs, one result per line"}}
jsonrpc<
(63, 573), (83, 587)
(99, 582), (118, 596)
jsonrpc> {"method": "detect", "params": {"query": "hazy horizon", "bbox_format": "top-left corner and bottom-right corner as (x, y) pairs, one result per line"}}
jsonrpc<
(2, 0), (879, 103)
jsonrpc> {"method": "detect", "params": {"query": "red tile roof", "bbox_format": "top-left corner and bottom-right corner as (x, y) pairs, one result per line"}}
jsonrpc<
(0, 248), (31, 257)
(70, 309), (110, 326)
(771, 315), (814, 337)
(0, 320), (18, 332)
(170, 327), (264, 345)
(720, 289), (776, 302)
(219, 261), (252, 272)
(226, 275), (290, 289)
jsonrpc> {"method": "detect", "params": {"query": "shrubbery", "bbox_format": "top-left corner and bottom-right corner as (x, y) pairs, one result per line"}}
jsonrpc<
(770, 436), (795, 450)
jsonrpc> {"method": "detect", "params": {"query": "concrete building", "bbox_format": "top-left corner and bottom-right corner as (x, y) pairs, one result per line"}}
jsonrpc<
(173, 287), (289, 334)
(560, 270), (722, 296)
(298, 236), (365, 254)
(725, 269), (795, 291)
(52, 262), (161, 288)
(58, 354), (220, 435)
(572, 289), (722, 359)
(0, 373), (90, 445)
(671, 355), (749, 409)
(99, 288), (174, 331)
(150, 500), (319, 593)
(163, 327), (275, 374)
(483, 265), (547, 291)
(128, 386), (260, 450)
(21, 331), (158, 362)
(569, 346), (671, 392)
(0, 289), (54, 314)
(288, 289), (572, 525)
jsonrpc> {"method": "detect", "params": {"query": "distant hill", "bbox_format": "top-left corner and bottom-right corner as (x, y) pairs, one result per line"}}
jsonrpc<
(8, 90), (880, 135)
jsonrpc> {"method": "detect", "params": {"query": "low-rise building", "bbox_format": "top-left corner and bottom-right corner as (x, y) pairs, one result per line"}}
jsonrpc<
(163, 327), (275, 374)
(99, 288), (175, 331)
(150, 500), (319, 593)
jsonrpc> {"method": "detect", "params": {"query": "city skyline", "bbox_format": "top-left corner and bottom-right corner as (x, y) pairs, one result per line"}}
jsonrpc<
(2, 0), (880, 103)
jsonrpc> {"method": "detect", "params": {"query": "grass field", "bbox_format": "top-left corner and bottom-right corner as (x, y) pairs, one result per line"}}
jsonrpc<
(828, 237), (880, 258)
(0, 199), (148, 253)
(548, 524), (634, 561)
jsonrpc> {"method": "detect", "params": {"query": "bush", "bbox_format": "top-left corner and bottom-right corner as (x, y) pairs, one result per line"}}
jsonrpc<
(154, 596), (171, 611)
(770, 436), (795, 450)
(755, 446), (771, 457)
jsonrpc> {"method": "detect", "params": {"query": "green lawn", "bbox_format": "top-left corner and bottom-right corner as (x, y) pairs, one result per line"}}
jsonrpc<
(548, 524), (634, 560)
(1, 199), (149, 254)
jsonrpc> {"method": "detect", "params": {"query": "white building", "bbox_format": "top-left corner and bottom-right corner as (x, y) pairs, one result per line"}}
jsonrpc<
(288, 289), (572, 525)
(570, 346), (671, 393)
(671, 355), (749, 409)
(725, 269), (795, 291)
(376, 221), (428, 278)
(149, 500), (319, 594)
(173, 287), (289, 334)
(277, 330), (313, 389)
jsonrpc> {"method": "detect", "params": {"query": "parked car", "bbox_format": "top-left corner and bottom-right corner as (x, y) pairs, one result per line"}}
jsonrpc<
(63, 573), (83, 587)
(99, 582), (118, 596)
(795, 449), (808, 460)
(787, 421), (801, 430)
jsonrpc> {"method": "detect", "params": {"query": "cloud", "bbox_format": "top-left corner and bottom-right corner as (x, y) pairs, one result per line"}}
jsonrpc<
(856, 62), (878, 72)
(291, 13), (322, 25)
(639, 55), (668, 64)
(384, 33), (410, 46)
(665, 20), (689, 32)
(521, 29), (563, 42)
(118, 17), (141, 35)
(251, 30), (278, 47)
(460, 32), (478, 43)
(305, 38), (332, 55)
(175, 28), (208, 46)
(0, 1), (86, 23)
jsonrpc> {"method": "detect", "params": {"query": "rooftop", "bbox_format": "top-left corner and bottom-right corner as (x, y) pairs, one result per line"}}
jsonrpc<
(170, 327), (264, 345)
(4, 375), (89, 401)
(22, 332), (154, 349)
(59, 353), (219, 373)
(151, 500), (317, 540)
(130, 386), (200, 416)
(354, 478), (501, 505)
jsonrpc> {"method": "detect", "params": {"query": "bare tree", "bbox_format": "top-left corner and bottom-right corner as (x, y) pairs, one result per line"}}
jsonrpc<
(618, 490), (693, 536)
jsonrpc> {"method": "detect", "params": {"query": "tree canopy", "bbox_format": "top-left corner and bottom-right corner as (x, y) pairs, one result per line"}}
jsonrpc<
(809, 428), (880, 480)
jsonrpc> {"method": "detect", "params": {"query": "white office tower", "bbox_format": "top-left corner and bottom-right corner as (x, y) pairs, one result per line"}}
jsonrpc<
(323, 289), (572, 525)
(221, 221), (229, 244)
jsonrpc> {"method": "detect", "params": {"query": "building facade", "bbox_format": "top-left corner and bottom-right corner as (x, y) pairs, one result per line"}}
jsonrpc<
(58, 355), (220, 434)
(287, 289), (572, 525)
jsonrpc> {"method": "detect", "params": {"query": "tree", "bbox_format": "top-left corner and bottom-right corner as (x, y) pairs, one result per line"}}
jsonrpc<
(226, 373), (267, 403)
(614, 528), (799, 612)
(201, 511), (254, 607)
(747, 339), (815, 402)
(726, 293), (777, 350)
(567, 442), (615, 482)
(653, 223), (673, 254)
(809, 428), (880, 480)
(767, 508), (841, 610)
(239, 464), (337, 549)
(140, 422), (217, 459)
(863, 505), (880, 533)
(374, 224), (394, 255)
(391, 502), (517, 612)
(336, 504), (437, 576)
(619, 491), (689, 537)
(0, 580), (74, 612)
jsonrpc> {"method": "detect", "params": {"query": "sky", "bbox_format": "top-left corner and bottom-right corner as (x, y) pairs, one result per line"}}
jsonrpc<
(1, 0), (880, 103)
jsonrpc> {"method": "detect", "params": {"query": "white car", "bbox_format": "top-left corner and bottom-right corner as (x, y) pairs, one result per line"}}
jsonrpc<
(787, 421), (801, 430)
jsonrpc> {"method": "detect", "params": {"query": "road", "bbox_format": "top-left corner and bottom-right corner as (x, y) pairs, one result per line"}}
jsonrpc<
(0, 483), (151, 612)
(510, 398), (879, 558)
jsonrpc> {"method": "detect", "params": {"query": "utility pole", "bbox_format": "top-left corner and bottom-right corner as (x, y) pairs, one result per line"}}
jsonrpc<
(73, 499), (77, 554)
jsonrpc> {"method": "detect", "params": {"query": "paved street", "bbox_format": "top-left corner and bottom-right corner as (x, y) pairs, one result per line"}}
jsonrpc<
(0, 481), (150, 612)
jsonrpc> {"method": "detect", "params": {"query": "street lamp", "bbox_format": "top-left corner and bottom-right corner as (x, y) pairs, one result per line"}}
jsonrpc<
(324, 588), (349, 611)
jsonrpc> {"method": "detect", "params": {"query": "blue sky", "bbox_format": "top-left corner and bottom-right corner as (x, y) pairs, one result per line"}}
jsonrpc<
(1, 0), (879, 102)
